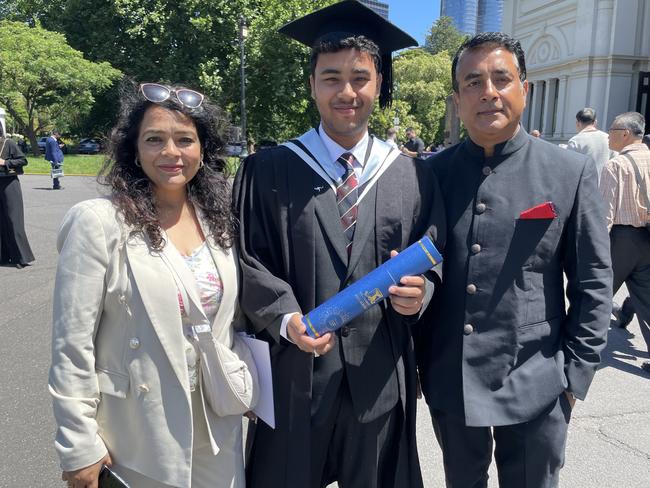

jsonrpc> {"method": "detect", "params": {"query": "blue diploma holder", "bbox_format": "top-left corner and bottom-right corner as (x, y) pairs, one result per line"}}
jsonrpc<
(302, 236), (442, 338)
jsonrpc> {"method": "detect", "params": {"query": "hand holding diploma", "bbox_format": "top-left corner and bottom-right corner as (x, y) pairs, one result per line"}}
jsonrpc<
(388, 250), (426, 316)
(287, 313), (337, 356)
(302, 236), (442, 338)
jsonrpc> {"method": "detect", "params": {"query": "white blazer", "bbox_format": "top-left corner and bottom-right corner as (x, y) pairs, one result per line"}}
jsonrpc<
(49, 198), (243, 488)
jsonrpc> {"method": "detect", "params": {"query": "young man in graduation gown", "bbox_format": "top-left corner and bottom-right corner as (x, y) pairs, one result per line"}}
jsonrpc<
(234, 2), (445, 487)
(416, 32), (612, 487)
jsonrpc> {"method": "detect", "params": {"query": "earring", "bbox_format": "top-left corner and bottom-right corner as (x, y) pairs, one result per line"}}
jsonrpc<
(134, 156), (141, 167)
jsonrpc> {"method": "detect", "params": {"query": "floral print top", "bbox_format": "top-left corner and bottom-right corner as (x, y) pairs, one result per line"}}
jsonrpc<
(178, 242), (223, 391)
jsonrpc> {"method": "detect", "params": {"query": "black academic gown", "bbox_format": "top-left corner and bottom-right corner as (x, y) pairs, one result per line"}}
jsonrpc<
(234, 142), (445, 488)
(0, 138), (34, 265)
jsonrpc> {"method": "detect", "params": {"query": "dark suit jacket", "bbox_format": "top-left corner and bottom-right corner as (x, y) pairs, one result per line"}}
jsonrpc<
(418, 128), (612, 427)
(234, 143), (445, 487)
(45, 136), (64, 164)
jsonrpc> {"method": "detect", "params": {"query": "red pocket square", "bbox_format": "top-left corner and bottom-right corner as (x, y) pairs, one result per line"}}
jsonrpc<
(519, 202), (557, 219)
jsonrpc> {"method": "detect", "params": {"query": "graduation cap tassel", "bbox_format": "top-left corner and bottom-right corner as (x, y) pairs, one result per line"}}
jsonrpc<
(379, 53), (393, 109)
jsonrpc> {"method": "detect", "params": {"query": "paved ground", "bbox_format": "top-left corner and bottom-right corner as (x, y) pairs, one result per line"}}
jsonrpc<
(1, 175), (649, 487)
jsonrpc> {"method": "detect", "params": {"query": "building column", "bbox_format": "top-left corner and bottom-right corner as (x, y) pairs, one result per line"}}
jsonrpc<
(542, 78), (556, 137)
(554, 76), (569, 139)
(527, 81), (539, 132)
(530, 80), (545, 133)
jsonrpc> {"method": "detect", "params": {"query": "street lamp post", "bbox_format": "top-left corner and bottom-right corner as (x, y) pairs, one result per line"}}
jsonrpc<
(238, 15), (248, 158)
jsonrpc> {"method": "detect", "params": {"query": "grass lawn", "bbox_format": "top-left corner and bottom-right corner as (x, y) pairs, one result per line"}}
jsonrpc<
(24, 154), (241, 177)
(23, 154), (105, 176)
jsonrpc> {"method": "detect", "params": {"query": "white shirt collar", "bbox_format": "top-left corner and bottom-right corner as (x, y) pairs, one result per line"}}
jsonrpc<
(318, 122), (369, 166)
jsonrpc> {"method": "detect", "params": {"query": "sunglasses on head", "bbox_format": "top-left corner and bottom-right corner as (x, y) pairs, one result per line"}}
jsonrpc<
(140, 83), (205, 109)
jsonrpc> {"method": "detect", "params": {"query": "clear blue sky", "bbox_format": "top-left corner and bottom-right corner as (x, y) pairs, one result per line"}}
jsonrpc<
(387, 0), (441, 46)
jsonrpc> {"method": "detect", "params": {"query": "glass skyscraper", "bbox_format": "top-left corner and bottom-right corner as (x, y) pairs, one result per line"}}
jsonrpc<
(477, 0), (504, 33)
(441, 0), (479, 35)
(359, 0), (389, 20)
(441, 0), (503, 35)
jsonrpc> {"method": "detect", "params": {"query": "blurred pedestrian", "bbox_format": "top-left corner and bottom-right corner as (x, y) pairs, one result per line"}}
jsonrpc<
(16, 136), (28, 154)
(385, 126), (399, 149)
(50, 82), (258, 488)
(401, 127), (425, 158)
(0, 125), (34, 268)
(45, 129), (64, 190)
(567, 107), (612, 180)
(530, 129), (541, 138)
(418, 32), (612, 487)
(600, 111), (650, 374)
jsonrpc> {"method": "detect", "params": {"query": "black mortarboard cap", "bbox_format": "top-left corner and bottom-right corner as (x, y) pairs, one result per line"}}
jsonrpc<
(279, 0), (417, 108)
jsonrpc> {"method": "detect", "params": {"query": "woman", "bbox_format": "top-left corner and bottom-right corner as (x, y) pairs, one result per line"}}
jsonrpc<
(0, 126), (35, 268)
(50, 82), (256, 488)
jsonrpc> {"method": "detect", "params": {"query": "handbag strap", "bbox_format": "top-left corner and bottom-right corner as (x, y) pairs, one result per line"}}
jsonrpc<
(622, 152), (650, 219)
(0, 139), (7, 159)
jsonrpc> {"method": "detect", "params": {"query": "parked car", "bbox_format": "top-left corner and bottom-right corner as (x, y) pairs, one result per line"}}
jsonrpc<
(256, 139), (278, 151)
(38, 136), (68, 154)
(224, 141), (243, 157)
(77, 138), (103, 154)
(37, 136), (48, 153)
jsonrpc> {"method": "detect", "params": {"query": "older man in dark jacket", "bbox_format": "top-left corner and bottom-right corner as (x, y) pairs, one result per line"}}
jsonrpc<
(418, 32), (612, 487)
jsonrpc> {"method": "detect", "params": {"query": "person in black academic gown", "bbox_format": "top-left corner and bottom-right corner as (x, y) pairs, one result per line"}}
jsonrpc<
(0, 127), (34, 268)
(234, 2), (445, 487)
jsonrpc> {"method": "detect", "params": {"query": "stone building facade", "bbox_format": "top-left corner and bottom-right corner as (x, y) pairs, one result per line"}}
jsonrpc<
(502, 0), (650, 143)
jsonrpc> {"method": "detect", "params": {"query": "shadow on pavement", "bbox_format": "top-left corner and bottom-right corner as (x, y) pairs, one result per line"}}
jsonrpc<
(600, 324), (650, 379)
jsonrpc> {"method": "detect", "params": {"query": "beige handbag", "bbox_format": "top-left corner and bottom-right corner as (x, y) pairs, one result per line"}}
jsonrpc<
(188, 323), (260, 417)
(161, 242), (260, 417)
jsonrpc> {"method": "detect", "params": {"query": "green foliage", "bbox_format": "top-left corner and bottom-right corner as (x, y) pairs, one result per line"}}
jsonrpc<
(369, 99), (419, 142)
(28, 0), (339, 142)
(1, 1), (458, 147)
(424, 16), (467, 59)
(0, 21), (121, 153)
(390, 49), (452, 145)
(243, 0), (337, 142)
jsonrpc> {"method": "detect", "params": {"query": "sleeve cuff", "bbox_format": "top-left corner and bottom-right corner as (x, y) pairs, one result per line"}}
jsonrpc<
(280, 313), (299, 343)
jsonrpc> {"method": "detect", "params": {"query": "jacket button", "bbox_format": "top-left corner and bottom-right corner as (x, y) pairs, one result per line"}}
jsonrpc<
(482, 166), (492, 176)
(137, 384), (150, 393)
(475, 202), (487, 214)
(463, 324), (474, 335)
(471, 243), (482, 254)
(466, 284), (477, 295)
(341, 326), (351, 337)
(129, 337), (141, 349)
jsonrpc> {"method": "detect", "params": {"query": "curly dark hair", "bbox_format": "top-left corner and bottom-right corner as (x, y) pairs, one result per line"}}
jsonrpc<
(98, 80), (235, 251)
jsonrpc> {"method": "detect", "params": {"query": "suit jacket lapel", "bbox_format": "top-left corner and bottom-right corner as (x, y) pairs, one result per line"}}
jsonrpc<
(160, 241), (206, 322)
(312, 171), (349, 267)
(196, 214), (238, 343)
(125, 235), (190, 391)
(346, 182), (378, 281)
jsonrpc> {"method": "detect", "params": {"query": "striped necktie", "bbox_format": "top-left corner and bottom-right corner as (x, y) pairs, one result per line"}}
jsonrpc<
(336, 152), (359, 255)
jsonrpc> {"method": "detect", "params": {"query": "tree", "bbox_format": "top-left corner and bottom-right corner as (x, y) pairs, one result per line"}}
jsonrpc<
(49, 0), (336, 142)
(0, 21), (121, 153)
(242, 0), (338, 142)
(368, 99), (419, 142)
(424, 16), (466, 58)
(389, 48), (453, 145)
